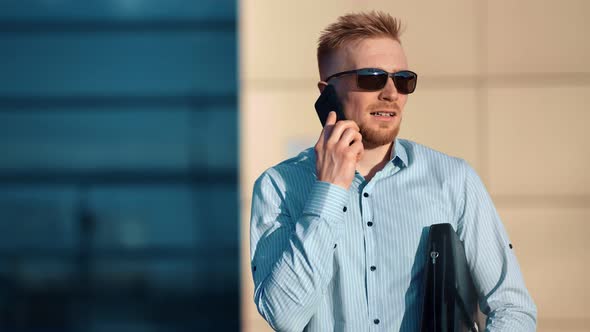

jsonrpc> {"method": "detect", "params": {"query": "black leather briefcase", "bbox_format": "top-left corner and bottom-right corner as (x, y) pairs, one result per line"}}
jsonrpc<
(419, 223), (480, 332)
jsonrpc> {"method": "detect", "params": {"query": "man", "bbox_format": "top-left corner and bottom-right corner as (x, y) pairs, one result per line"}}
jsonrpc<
(250, 11), (536, 331)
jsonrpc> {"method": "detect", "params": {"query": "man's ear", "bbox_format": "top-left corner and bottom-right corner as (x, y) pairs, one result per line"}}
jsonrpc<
(317, 81), (328, 93)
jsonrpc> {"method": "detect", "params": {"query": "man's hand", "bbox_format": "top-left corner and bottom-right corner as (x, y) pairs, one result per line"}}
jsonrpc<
(315, 111), (364, 190)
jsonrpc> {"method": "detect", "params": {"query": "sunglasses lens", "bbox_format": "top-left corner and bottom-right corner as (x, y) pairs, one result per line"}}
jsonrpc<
(393, 71), (417, 94)
(357, 71), (388, 90)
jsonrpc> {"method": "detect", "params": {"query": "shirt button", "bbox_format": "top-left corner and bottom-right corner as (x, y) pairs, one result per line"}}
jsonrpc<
(374, 319), (380, 324)
(370, 266), (376, 271)
(343, 206), (347, 212)
(367, 221), (373, 227)
(253, 266), (256, 272)
(363, 192), (369, 197)
(334, 243), (337, 249)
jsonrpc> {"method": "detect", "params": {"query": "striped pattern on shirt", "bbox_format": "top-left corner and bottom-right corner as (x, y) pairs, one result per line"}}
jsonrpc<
(250, 138), (537, 332)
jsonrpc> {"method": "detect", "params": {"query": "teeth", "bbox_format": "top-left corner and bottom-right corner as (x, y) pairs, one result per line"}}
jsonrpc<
(372, 112), (394, 117)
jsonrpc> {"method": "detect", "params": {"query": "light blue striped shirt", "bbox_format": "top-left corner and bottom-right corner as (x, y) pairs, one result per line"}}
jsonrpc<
(250, 138), (537, 331)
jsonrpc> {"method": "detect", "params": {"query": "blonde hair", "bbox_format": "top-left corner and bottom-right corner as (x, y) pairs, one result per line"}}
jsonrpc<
(317, 11), (403, 77)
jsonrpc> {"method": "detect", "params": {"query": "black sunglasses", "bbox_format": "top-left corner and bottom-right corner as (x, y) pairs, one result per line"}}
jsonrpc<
(325, 68), (418, 94)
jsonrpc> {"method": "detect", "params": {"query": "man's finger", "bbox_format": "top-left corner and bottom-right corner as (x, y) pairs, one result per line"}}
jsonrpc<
(355, 142), (365, 162)
(319, 111), (337, 144)
(350, 140), (364, 162)
(329, 120), (360, 145)
(325, 111), (337, 126)
(338, 128), (361, 148)
(317, 111), (335, 149)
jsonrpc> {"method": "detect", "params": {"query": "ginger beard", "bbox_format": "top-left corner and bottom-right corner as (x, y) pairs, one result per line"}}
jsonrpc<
(358, 102), (402, 149)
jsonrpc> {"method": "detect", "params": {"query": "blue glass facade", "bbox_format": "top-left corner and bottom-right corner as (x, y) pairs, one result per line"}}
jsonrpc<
(0, 1), (239, 331)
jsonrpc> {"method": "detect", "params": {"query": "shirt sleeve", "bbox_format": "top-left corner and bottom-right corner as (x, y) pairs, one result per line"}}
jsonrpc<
(249, 170), (348, 332)
(457, 161), (537, 331)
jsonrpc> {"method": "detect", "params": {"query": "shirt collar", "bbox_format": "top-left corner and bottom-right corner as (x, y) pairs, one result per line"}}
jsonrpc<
(390, 138), (408, 168)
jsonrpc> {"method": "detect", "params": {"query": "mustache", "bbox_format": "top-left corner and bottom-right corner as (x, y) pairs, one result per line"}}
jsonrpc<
(366, 102), (400, 112)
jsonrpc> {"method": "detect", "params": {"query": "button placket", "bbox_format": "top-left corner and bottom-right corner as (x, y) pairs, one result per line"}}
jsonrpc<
(362, 187), (380, 331)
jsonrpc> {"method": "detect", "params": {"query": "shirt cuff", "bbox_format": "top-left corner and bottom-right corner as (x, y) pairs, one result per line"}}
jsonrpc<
(302, 181), (349, 224)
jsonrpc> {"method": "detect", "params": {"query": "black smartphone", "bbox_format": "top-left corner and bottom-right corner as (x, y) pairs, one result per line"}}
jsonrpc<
(314, 84), (346, 127)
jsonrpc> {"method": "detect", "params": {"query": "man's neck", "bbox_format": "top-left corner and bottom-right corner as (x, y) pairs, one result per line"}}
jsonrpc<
(356, 141), (394, 182)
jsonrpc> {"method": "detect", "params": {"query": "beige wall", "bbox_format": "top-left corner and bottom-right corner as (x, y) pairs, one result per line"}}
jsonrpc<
(239, 1), (590, 331)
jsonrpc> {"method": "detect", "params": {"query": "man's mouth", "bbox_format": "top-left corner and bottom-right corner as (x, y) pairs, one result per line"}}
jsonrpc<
(370, 111), (397, 117)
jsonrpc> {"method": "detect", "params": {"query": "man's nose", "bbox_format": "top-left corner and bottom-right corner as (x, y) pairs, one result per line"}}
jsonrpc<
(378, 76), (399, 102)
